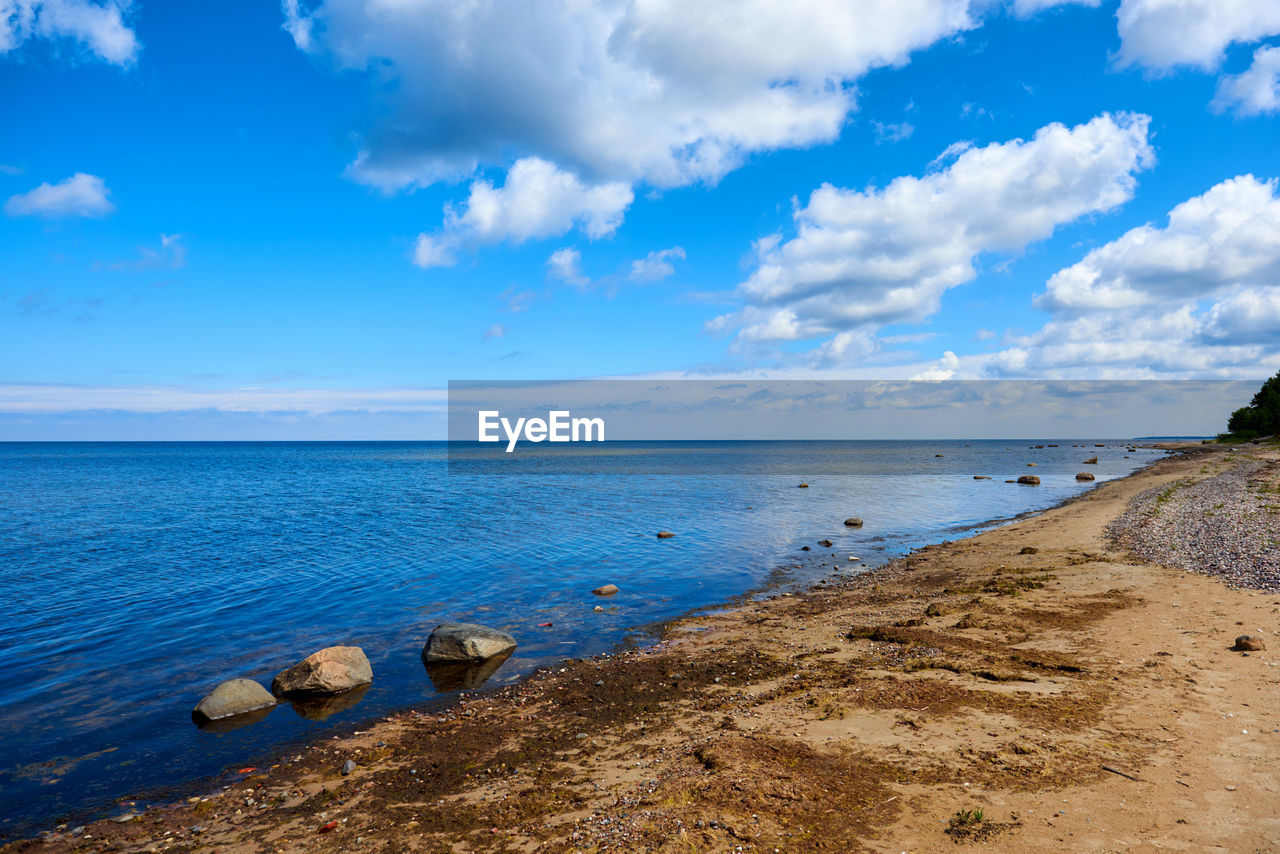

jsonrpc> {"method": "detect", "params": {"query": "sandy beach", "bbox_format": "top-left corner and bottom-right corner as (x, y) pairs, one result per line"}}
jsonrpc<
(10, 441), (1280, 853)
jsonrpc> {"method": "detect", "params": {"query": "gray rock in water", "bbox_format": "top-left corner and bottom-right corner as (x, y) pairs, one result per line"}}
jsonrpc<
(1234, 635), (1266, 651)
(844, 517), (863, 527)
(272, 646), (372, 696)
(1076, 472), (1096, 481)
(1017, 475), (1041, 485)
(192, 678), (276, 723)
(422, 623), (517, 664)
(592, 584), (619, 596)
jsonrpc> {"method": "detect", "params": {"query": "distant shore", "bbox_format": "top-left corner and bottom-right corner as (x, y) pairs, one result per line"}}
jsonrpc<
(10, 441), (1280, 853)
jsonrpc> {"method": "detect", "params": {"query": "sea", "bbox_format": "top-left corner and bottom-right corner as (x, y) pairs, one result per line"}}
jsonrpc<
(0, 440), (1163, 837)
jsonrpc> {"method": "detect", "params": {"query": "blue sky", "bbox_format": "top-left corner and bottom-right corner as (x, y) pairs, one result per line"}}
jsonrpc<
(2, 0), (1280, 438)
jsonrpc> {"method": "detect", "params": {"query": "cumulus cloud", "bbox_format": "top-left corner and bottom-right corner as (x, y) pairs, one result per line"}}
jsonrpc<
(988, 175), (1280, 377)
(629, 246), (686, 282)
(0, 0), (137, 64)
(5, 172), (114, 218)
(911, 350), (959, 380)
(285, 0), (981, 193)
(710, 113), (1153, 352)
(1115, 0), (1280, 72)
(1036, 175), (1280, 312)
(1214, 44), (1280, 115)
(411, 158), (633, 269)
(547, 247), (588, 287)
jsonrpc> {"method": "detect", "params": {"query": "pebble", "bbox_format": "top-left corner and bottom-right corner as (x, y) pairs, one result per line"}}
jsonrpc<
(1109, 459), (1280, 591)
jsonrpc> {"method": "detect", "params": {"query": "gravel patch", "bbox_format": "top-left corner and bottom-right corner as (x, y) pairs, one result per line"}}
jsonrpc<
(1108, 457), (1280, 591)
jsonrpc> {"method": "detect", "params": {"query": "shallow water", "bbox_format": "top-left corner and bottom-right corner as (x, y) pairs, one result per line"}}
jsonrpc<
(0, 440), (1159, 836)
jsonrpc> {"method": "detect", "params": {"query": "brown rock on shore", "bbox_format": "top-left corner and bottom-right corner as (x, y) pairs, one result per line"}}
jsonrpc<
(272, 646), (372, 696)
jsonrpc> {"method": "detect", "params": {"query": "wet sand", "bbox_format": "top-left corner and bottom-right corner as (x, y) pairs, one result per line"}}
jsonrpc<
(10, 442), (1280, 853)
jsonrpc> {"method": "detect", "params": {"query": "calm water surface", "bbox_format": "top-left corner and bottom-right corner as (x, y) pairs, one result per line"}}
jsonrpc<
(0, 440), (1160, 836)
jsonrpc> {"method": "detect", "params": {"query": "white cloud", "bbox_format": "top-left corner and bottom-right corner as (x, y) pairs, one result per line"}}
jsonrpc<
(910, 350), (959, 380)
(287, 0), (982, 194)
(1214, 44), (1280, 115)
(482, 324), (507, 341)
(411, 158), (633, 269)
(105, 233), (185, 271)
(1036, 175), (1280, 312)
(629, 246), (686, 282)
(547, 247), (588, 287)
(1009, 0), (1099, 18)
(872, 120), (915, 144)
(711, 113), (1153, 349)
(0, 0), (137, 65)
(988, 175), (1280, 377)
(5, 172), (114, 218)
(1115, 0), (1280, 72)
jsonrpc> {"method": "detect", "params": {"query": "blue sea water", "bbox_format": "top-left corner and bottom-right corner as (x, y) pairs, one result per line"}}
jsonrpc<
(0, 440), (1160, 837)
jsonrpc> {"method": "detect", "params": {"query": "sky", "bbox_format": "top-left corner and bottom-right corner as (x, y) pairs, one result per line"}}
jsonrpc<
(2, 0), (1280, 439)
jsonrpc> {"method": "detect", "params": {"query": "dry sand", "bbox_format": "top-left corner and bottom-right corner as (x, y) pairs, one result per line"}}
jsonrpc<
(11, 443), (1280, 853)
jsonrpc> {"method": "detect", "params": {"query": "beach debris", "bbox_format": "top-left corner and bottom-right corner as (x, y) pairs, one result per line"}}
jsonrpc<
(656, 530), (675, 538)
(423, 624), (518, 663)
(1234, 635), (1266, 651)
(1101, 765), (1142, 782)
(593, 605), (604, 612)
(592, 584), (619, 596)
(272, 646), (372, 696)
(1016, 475), (1041, 485)
(192, 678), (276, 723)
(318, 820), (338, 833)
(1084, 456), (1099, 464)
(818, 539), (833, 548)
(844, 517), (864, 527)
(1076, 472), (1096, 481)
(797, 483), (809, 488)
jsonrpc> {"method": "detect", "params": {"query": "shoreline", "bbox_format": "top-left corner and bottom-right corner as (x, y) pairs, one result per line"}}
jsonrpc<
(12, 441), (1280, 852)
(0, 451), (1148, 840)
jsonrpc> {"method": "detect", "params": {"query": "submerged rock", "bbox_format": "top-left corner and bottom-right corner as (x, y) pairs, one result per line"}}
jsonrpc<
(272, 646), (372, 696)
(818, 539), (833, 548)
(1017, 475), (1041, 485)
(423, 623), (517, 664)
(192, 679), (276, 724)
(592, 584), (619, 596)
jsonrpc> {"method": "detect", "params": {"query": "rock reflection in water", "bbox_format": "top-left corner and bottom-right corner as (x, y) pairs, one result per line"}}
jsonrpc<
(288, 684), (371, 720)
(423, 650), (513, 692)
(192, 704), (277, 733)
